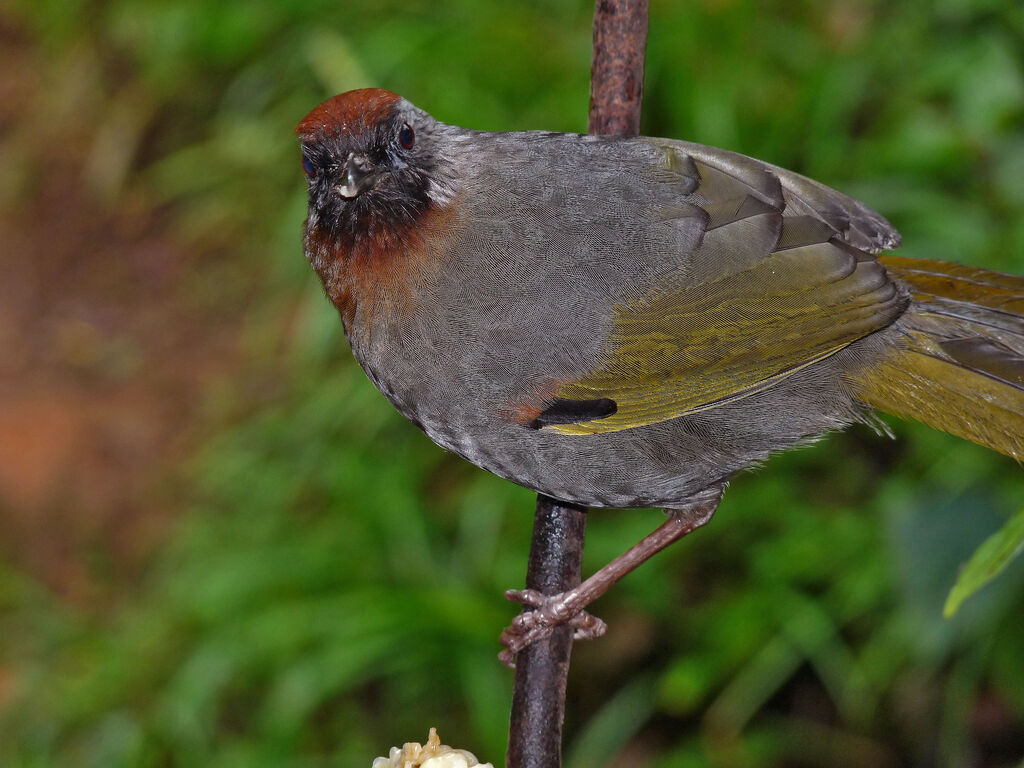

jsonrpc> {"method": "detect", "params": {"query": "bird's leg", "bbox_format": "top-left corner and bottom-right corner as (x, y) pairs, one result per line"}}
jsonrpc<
(499, 484), (725, 667)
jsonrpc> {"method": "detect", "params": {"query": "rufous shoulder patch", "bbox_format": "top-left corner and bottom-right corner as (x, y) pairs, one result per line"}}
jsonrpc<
(295, 88), (401, 138)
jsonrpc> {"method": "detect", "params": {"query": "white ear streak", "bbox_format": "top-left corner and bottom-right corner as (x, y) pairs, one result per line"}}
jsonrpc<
(398, 114), (459, 206)
(428, 176), (457, 205)
(425, 133), (459, 206)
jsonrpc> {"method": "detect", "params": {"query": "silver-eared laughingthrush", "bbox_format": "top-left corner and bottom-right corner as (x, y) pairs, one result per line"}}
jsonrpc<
(297, 89), (1024, 652)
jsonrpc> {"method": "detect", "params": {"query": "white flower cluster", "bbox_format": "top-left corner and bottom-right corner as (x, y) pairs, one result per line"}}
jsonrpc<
(372, 728), (494, 768)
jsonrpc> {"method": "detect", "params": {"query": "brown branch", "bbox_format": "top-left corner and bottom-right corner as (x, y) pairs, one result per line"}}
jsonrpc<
(506, 497), (588, 768)
(589, 0), (650, 136)
(505, 2), (649, 767)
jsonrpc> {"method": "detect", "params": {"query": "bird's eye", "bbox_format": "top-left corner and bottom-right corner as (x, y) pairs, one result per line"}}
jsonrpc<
(399, 123), (415, 150)
(302, 155), (316, 178)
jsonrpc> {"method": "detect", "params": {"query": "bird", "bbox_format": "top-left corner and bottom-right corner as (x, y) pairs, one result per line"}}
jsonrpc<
(296, 88), (1024, 658)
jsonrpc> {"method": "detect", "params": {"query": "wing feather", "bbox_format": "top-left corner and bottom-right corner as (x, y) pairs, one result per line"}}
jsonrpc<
(537, 147), (906, 435)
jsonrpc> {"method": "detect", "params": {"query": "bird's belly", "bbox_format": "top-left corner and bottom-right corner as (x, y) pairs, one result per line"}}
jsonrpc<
(350, 302), (887, 509)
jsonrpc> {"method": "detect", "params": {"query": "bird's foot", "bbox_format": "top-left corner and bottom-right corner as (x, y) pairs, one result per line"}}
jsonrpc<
(498, 483), (725, 667)
(498, 587), (607, 667)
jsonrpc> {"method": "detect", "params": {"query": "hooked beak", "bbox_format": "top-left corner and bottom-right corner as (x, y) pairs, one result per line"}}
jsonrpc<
(335, 152), (382, 198)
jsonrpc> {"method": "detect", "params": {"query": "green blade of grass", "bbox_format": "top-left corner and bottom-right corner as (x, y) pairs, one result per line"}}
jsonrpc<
(944, 506), (1024, 618)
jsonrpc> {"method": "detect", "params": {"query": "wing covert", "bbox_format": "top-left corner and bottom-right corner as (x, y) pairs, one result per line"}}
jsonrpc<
(531, 145), (907, 435)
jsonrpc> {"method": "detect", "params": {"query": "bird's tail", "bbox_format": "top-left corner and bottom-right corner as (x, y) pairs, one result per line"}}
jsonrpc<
(850, 256), (1024, 461)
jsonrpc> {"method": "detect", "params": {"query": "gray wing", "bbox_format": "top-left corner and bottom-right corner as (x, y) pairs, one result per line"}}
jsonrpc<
(652, 138), (901, 254)
(507, 134), (907, 434)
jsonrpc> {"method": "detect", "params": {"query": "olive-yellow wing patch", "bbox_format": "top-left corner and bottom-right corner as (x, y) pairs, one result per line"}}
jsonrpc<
(545, 225), (904, 435)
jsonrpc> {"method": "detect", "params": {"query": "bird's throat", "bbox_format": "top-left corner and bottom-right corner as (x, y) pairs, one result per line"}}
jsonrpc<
(303, 199), (458, 334)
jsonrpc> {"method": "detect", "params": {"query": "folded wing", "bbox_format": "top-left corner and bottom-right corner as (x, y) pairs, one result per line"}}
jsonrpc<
(535, 144), (906, 435)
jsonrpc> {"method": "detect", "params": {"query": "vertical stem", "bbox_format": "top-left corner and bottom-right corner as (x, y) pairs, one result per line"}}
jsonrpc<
(589, 0), (650, 136)
(507, 497), (588, 768)
(506, 3), (649, 767)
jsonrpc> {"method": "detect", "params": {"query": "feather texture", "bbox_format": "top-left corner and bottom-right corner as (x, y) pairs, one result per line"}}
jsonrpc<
(544, 155), (905, 435)
(852, 257), (1024, 460)
(299, 89), (1019, 507)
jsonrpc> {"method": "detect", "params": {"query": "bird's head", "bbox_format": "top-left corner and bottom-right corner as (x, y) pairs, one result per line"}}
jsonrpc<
(296, 89), (458, 327)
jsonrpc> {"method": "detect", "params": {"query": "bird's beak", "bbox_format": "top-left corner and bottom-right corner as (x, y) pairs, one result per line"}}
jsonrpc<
(335, 152), (381, 198)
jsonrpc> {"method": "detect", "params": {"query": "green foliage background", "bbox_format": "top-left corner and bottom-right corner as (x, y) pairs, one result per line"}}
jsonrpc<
(2, 0), (1024, 766)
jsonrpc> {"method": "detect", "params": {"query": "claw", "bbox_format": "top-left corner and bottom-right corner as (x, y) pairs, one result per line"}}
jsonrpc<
(499, 589), (607, 667)
(571, 611), (606, 640)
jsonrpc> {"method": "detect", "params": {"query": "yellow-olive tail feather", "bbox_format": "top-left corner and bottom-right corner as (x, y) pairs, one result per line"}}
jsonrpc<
(851, 256), (1024, 460)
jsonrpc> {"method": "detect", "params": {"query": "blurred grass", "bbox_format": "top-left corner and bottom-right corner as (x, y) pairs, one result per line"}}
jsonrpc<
(2, 0), (1024, 766)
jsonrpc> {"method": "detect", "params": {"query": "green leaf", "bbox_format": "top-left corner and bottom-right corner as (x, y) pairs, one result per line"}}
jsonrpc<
(944, 506), (1024, 618)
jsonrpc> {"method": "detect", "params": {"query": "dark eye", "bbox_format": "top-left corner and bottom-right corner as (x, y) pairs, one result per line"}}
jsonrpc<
(399, 123), (415, 150)
(302, 155), (316, 178)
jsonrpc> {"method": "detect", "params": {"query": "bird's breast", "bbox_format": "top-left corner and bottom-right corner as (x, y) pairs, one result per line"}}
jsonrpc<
(304, 198), (461, 334)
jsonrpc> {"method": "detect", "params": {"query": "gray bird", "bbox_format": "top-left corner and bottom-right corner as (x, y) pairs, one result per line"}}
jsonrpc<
(296, 88), (1024, 654)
